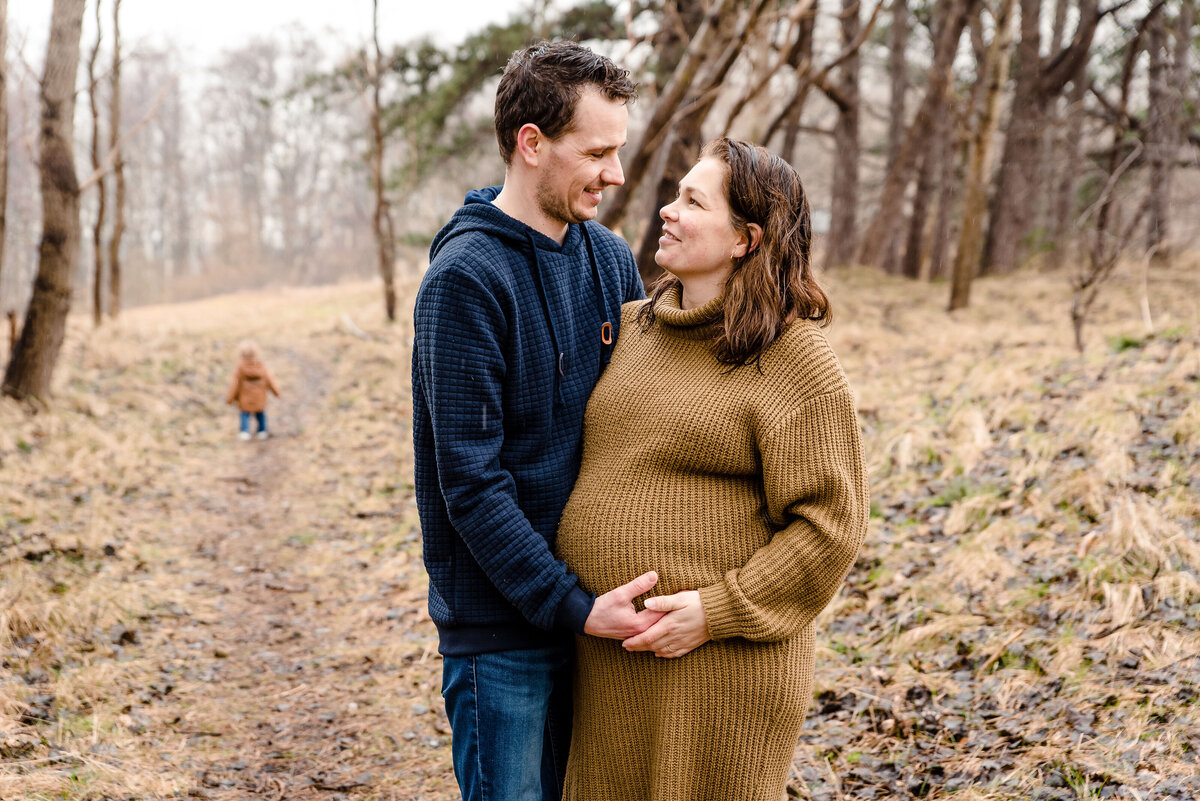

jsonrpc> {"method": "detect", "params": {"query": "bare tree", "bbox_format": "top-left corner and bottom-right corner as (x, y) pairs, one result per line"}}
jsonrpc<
(369, 0), (397, 321)
(107, 0), (124, 319)
(1143, 4), (1171, 253)
(949, 0), (1016, 311)
(87, 0), (106, 327)
(899, 2), (956, 280)
(887, 0), (908, 173)
(981, 0), (1105, 274)
(2, 0), (86, 401)
(1049, 61), (1087, 251)
(763, 8), (815, 160)
(858, 0), (977, 268)
(0, 0), (7, 316)
(1069, 3), (1152, 351)
(825, 0), (860, 270)
(881, 0), (909, 274)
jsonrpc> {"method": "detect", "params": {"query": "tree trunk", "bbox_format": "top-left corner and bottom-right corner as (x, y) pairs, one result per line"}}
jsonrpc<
(2, 0), (86, 401)
(370, 0), (396, 321)
(825, 0), (860, 269)
(887, 0), (908, 173)
(88, 0), (106, 327)
(982, 0), (1102, 274)
(900, 148), (932, 279)
(1051, 62), (1086, 252)
(1176, 1), (1194, 125)
(858, 0), (975, 269)
(878, 0), (909, 275)
(1036, 0), (1070, 236)
(107, 0), (124, 319)
(1144, 6), (1169, 252)
(980, 0), (1043, 275)
(0, 0), (8, 314)
(900, 0), (957, 281)
(927, 105), (956, 281)
(949, 0), (1015, 311)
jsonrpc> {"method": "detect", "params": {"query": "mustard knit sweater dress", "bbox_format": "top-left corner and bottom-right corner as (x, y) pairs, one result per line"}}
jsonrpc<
(556, 287), (869, 801)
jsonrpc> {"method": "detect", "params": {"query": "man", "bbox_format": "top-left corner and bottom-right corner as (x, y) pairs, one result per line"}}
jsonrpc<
(411, 41), (659, 801)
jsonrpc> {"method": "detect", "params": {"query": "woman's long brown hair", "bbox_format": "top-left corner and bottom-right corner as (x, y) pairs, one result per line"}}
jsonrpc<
(640, 137), (830, 367)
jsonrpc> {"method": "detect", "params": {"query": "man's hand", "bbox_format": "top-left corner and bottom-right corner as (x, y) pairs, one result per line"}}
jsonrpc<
(621, 590), (710, 658)
(583, 571), (663, 640)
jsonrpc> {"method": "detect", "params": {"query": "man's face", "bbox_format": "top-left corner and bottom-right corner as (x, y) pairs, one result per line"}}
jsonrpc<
(535, 87), (628, 227)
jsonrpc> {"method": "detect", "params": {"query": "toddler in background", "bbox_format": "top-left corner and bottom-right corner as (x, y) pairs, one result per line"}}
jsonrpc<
(225, 340), (280, 440)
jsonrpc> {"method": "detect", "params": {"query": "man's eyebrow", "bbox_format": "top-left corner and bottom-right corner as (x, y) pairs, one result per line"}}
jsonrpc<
(582, 139), (626, 152)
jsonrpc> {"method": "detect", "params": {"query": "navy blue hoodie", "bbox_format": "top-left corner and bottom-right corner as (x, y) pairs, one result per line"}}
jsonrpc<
(412, 186), (644, 656)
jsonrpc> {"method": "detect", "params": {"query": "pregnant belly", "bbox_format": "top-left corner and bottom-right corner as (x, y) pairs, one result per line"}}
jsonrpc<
(556, 481), (771, 598)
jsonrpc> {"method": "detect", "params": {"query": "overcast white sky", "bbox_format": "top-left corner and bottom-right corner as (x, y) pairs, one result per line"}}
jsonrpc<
(8, 0), (531, 65)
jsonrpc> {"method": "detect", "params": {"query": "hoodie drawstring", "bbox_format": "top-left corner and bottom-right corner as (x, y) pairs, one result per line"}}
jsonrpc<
(581, 224), (614, 368)
(527, 231), (567, 405)
(528, 225), (613, 406)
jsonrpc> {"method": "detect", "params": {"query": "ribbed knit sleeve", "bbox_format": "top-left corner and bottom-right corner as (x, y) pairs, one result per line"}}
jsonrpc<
(414, 267), (588, 632)
(698, 387), (869, 642)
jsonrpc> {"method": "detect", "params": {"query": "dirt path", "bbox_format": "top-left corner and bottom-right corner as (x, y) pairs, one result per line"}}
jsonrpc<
(119, 338), (457, 801)
(0, 287), (459, 801)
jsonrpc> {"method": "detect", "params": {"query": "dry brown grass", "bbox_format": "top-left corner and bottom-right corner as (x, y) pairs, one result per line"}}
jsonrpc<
(2, 256), (1198, 800)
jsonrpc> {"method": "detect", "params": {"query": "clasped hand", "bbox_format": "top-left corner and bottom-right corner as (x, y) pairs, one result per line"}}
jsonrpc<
(622, 590), (710, 659)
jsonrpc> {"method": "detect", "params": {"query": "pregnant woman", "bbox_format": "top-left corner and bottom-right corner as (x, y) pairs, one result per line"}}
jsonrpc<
(557, 138), (870, 800)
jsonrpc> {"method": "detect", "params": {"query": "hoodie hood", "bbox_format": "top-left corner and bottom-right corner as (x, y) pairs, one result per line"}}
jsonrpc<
(428, 187), (615, 401)
(430, 186), (576, 261)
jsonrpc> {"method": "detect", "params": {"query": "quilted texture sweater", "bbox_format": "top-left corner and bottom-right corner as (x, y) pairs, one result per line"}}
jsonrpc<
(556, 287), (869, 800)
(412, 186), (644, 656)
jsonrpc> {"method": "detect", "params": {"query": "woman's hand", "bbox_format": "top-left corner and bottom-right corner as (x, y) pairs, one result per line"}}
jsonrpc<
(621, 590), (710, 658)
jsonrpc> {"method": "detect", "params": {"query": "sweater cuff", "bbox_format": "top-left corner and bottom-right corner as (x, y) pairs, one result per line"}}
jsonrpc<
(698, 581), (742, 641)
(554, 585), (596, 634)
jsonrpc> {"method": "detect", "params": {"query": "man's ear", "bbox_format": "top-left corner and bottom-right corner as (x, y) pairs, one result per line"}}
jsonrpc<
(513, 123), (542, 167)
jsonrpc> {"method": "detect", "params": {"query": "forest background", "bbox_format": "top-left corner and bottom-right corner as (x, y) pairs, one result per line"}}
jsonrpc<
(1, 0), (1198, 799)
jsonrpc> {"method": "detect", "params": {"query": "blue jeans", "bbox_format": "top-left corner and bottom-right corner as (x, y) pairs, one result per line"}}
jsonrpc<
(239, 411), (266, 433)
(441, 644), (573, 801)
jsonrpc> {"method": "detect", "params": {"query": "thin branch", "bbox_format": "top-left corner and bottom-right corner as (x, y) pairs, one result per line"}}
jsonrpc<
(78, 76), (176, 192)
(1074, 140), (1143, 230)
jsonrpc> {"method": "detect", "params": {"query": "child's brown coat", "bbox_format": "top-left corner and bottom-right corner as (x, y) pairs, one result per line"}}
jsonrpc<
(226, 360), (280, 412)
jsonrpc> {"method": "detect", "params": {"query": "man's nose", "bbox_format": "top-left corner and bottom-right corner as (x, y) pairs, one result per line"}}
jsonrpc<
(601, 153), (625, 187)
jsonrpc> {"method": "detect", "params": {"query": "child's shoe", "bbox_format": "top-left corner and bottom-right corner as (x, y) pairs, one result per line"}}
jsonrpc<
(238, 431), (252, 441)
(256, 431), (270, 440)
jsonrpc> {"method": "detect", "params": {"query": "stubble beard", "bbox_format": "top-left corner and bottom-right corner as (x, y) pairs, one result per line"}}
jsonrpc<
(536, 175), (593, 229)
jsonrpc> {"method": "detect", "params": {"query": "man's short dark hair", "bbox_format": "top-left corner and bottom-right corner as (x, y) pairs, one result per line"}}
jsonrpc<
(494, 40), (636, 165)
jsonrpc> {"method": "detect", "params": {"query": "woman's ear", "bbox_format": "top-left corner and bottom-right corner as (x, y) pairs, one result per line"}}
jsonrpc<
(746, 223), (763, 254)
(734, 223), (763, 258)
(514, 123), (542, 167)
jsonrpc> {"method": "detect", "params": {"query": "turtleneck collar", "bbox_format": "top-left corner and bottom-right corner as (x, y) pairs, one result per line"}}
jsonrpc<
(653, 283), (725, 341)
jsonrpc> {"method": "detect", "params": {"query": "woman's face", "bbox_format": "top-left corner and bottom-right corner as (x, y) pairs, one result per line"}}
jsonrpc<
(654, 157), (748, 284)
